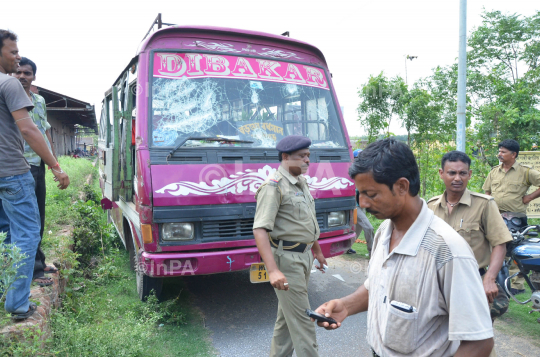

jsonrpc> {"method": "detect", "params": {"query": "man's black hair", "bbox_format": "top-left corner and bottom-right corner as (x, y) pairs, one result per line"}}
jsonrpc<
(19, 57), (36, 75)
(498, 139), (520, 158)
(278, 152), (291, 162)
(348, 138), (420, 196)
(441, 151), (471, 170)
(0, 29), (17, 54)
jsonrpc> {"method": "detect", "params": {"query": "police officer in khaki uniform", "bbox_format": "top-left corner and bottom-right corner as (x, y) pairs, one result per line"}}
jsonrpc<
(253, 135), (326, 357)
(428, 151), (512, 357)
(482, 140), (540, 294)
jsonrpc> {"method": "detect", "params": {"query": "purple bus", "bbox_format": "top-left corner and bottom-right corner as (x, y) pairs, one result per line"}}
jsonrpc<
(98, 25), (357, 300)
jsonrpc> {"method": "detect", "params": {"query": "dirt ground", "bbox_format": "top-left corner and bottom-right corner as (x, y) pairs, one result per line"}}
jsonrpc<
(493, 320), (539, 356)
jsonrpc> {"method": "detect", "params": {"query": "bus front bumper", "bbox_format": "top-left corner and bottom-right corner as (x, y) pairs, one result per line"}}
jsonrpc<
(139, 233), (356, 277)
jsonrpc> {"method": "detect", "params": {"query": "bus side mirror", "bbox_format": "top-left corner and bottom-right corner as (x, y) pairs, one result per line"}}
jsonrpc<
(101, 198), (113, 210)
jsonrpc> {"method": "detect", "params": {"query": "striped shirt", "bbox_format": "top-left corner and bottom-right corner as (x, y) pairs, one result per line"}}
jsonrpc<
(365, 200), (493, 356)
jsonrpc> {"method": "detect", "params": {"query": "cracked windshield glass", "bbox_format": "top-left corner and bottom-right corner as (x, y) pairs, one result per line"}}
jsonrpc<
(151, 53), (346, 149)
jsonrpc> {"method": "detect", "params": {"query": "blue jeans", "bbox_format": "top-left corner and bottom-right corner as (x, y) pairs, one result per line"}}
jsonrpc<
(0, 171), (41, 313)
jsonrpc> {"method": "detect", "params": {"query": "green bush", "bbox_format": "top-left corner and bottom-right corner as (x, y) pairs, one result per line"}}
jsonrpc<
(0, 232), (27, 306)
(82, 183), (100, 204)
(0, 327), (51, 357)
(72, 200), (119, 268)
(50, 252), (203, 357)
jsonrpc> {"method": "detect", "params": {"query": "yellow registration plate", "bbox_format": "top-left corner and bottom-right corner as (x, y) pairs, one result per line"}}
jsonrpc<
(250, 263), (269, 283)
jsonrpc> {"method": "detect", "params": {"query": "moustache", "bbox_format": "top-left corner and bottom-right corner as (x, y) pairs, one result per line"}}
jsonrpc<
(366, 208), (379, 215)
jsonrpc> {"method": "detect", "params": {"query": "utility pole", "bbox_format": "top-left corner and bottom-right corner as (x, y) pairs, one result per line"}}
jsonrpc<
(456, 0), (467, 152)
(405, 55), (418, 85)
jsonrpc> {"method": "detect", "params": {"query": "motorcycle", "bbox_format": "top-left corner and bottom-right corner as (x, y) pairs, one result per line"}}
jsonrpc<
(500, 212), (540, 322)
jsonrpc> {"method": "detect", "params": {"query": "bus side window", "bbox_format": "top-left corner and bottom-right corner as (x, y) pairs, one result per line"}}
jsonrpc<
(130, 83), (137, 201)
(107, 96), (114, 147)
(99, 102), (107, 143)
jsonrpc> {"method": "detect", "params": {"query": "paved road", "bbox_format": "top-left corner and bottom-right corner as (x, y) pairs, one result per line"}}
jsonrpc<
(181, 254), (538, 356)
(183, 255), (373, 357)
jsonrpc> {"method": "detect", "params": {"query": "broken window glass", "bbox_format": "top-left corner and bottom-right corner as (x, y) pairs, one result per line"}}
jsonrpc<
(151, 75), (346, 149)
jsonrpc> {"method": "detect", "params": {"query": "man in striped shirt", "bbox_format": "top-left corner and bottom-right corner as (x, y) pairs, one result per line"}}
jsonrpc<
(314, 139), (494, 356)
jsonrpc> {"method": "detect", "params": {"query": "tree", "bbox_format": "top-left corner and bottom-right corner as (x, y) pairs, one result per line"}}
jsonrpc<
(354, 10), (540, 191)
(357, 73), (407, 143)
(468, 10), (540, 162)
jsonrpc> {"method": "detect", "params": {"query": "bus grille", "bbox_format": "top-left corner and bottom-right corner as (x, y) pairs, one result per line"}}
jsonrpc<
(317, 214), (325, 228)
(202, 219), (255, 240)
(201, 214), (327, 241)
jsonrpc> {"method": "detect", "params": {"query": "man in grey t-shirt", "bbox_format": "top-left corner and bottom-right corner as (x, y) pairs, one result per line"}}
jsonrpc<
(0, 29), (69, 320)
(0, 69), (32, 175)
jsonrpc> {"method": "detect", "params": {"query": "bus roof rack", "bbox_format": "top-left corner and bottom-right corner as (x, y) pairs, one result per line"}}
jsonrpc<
(142, 13), (176, 42)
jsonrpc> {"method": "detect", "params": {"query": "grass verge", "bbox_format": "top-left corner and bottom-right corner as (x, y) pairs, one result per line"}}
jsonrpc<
(1, 157), (215, 356)
(496, 285), (540, 345)
(51, 250), (215, 356)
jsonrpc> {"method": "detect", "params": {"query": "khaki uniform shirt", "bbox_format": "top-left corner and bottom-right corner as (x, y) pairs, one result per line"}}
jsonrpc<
(365, 200), (493, 356)
(427, 189), (512, 269)
(482, 161), (540, 214)
(253, 165), (320, 244)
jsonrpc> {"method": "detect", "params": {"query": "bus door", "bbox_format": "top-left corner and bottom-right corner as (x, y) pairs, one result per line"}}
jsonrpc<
(117, 70), (136, 202)
(98, 94), (115, 201)
(101, 71), (134, 203)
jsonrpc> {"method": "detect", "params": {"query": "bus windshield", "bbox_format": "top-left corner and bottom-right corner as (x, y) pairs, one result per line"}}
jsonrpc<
(150, 53), (346, 149)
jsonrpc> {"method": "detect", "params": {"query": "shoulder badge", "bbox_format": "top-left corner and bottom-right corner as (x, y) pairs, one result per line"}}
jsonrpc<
(469, 191), (494, 200)
(268, 172), (282, 186)
(427, 194), (442, 204)
(255, 174), (283, 202)
(520, 163), (532, 169)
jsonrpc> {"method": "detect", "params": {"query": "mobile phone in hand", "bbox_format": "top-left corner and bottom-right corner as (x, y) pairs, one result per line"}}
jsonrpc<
(305, 309), (337, 324)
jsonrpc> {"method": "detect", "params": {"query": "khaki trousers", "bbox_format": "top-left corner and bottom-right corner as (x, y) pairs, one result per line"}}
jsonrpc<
(509, 260), (525, 290)
(270, 242), (318, 357)
(355, 208), (374, 256)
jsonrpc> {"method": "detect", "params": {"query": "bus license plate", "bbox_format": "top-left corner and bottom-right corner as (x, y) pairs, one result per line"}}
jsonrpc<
(250, 263), (269, 283)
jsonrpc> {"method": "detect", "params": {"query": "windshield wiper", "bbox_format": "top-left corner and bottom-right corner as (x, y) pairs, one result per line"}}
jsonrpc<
(167, 136), (254, 161)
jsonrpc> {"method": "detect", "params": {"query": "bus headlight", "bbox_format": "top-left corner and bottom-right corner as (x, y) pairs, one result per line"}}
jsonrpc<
(162, 223), (194, 241)
(328, 211), (346, 227)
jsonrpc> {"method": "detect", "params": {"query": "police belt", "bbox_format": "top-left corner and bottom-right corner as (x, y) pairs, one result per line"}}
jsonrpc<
(269, 236), (314, 253)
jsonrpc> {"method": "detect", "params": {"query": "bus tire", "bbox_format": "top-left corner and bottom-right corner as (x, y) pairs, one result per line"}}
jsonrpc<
(136, 268), (163, 302)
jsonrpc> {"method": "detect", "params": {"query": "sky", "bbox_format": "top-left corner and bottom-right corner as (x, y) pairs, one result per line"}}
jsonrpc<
(1, 0), (538, 137)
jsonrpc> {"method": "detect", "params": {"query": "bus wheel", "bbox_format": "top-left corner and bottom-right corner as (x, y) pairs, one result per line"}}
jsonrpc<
(136, 259), (163, 301)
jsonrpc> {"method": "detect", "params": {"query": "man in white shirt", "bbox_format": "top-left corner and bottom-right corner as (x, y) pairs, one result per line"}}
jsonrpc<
(314, 139), (494, 357)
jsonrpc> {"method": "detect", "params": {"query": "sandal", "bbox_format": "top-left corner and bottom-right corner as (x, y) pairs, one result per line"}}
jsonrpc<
(44, 265), (58, 274)
(33, 276), (53, 287)
(10, 302), (37, 320)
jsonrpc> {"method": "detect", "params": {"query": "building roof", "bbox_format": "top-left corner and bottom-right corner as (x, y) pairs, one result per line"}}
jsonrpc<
(32, 86), (97, 133)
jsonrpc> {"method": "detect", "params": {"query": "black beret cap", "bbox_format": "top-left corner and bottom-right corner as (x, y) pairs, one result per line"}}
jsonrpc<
(276, 135), (311, 153)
